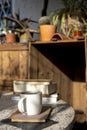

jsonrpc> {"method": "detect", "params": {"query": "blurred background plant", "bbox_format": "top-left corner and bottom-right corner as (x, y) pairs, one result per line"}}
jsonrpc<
(82, 18), (87, 36)
(49, 0), (87, 38)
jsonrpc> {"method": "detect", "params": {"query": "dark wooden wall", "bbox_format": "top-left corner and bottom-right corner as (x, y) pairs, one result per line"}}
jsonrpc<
(30, 40), (87, 116)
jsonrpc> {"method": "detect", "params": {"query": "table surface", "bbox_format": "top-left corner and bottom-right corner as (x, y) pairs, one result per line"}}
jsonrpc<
(0, 92), (75, 130)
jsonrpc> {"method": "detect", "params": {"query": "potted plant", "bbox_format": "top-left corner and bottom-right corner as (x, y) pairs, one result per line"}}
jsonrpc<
(3, 16), (37, 43)
(67, 16), (83, 39)
(39, 16), (58, 41)
(2, 18), (17, 43)
(82, 18), (87, 36)
(49, 0), (87, 38)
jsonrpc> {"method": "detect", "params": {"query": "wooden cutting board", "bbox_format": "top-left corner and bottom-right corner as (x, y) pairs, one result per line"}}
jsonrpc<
(11, 107), (51, 122)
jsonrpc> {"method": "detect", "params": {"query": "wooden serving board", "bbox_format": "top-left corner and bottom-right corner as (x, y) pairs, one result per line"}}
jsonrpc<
(11, 107), (51, 122)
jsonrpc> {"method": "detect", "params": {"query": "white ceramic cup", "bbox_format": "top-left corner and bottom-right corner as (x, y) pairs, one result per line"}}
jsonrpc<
(18, 91), (42, 115)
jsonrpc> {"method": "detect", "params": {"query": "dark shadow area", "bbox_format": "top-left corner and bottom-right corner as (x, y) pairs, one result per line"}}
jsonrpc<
(72, 122), (87, 130)
(33, 41), (85, 82)
(72, 110), (87, 130)
(1, 119), (57, 130)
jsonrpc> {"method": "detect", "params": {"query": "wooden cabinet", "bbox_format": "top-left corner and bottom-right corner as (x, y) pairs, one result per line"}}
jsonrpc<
(0, 39), (87, 121)
(0, 43), (29, 91)
(30, 38), (87, 121)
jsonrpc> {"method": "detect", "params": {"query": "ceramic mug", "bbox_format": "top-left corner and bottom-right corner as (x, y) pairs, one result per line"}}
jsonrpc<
(18, 91), (42, 115)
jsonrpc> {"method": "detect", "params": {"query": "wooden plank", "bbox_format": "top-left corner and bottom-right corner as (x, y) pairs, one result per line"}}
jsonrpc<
(27, 42), (31, 79)
(54, 68), (72, 104)
(0, 44), (29, 91)
(19, 50), (28, 79)
(72, 82), (86, 123)
(2, 51), (10, 79)
(32, 39), (84, 44)
(0, 80), (3, 91)
(11, 107), (51, 123)
(30, 45), (38, 78)
(38, 52), (53, 79)
(0, 43), (28, 51)
(0, 52), (2, 79)
(72, 82), (86, 112)
(9, 50), (19, 79)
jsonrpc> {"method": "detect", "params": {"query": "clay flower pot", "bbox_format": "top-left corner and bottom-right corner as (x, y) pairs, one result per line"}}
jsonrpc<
(51, 33), (71, 41)
(6, 33), (16, 43)
(73, 30), (83, 39)
(40, 25), (57, 41)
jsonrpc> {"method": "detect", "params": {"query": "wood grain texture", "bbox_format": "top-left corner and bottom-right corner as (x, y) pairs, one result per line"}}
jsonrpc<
(2, 51), (10, 79)
(19, 51), (28, 79)
(11, 107), (51, 122)
(30, 44), (72, 104)
(0, 52), (2, 79)
(30, 38), (87, 122)
(0, 44), (29, 91)
(72, 82), (86, 112)
(30, 45), (39, 78)
(9, 51), (19, 79)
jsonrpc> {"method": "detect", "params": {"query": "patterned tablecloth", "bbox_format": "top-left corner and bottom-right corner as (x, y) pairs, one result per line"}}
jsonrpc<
(0, 92), (75, 130)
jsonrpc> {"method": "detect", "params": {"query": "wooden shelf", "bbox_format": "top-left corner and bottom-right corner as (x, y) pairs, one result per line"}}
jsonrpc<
(32, 39), (84, 45)
(0, 43), (28, 51)
(30, 38), (87, 119)
(31, 39), (85, 81)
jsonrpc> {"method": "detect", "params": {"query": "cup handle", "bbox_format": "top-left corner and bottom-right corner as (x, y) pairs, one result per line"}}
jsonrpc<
(18, 97), (26, 113)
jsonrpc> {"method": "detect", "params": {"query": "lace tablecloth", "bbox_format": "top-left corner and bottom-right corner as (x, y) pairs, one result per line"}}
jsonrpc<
(0, 92), (75, 130)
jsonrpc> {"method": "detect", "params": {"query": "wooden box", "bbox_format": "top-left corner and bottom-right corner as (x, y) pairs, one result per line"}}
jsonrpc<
(0, 43), (29, 91)
(30, 38), (87, 122)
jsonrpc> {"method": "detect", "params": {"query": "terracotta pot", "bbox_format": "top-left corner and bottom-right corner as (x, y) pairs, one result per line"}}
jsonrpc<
(40, 25), (57, 41)
(51, 33), (71, 41)
(73, 30), (82, 39)
(6, 33), (16, 43)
